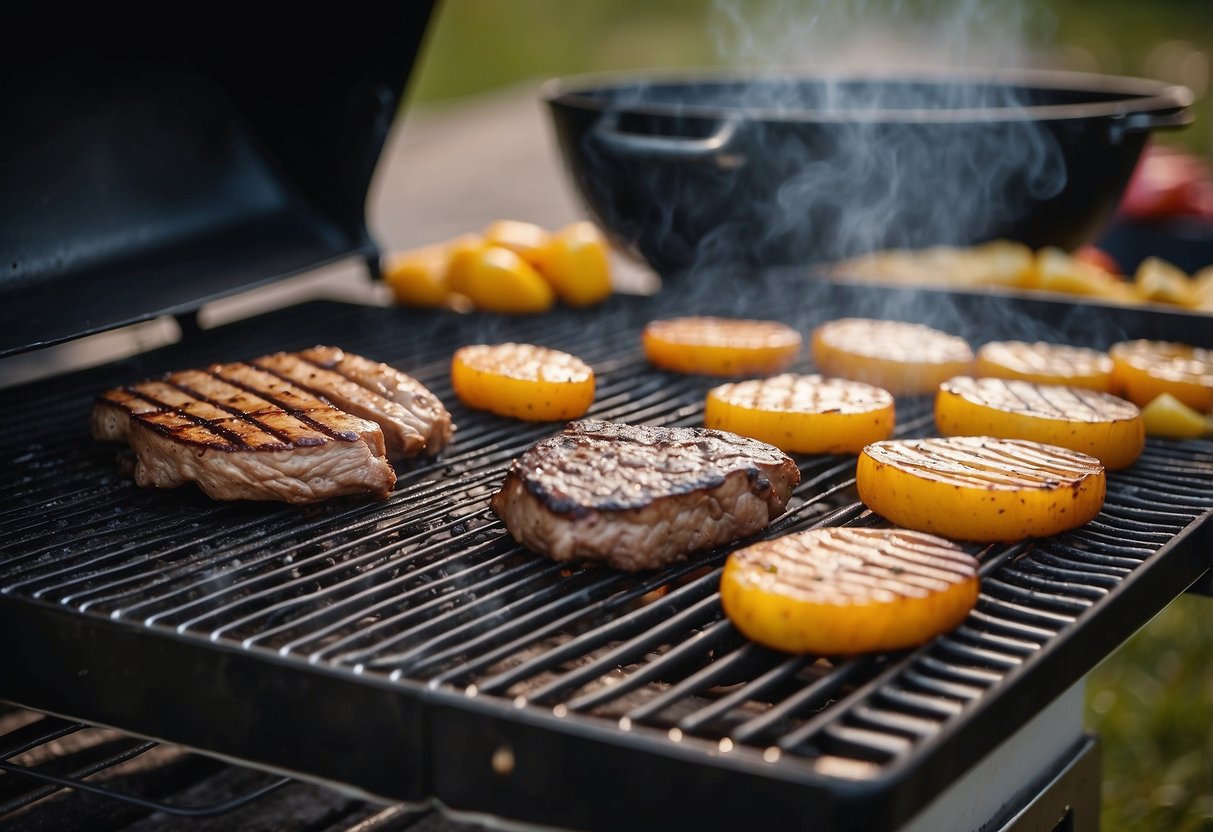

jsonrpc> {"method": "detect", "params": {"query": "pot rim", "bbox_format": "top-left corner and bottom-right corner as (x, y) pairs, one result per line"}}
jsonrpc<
(540, 66), (1193, 124)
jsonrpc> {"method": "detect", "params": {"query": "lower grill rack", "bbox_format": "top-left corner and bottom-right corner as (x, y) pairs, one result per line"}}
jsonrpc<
(1, 275), (1211, 831)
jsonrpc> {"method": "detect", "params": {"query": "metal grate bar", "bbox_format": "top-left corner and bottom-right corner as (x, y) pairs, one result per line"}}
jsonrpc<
(979, 579), (1091, 616)
(673, 652), (814, 734)
(510, 586), (724, 706)
(930, 638), (1025, 672)
(946, 625), (1041, 658)
(563, 617), (743, 714)
(467, 567), (723, 697)
(729, 656), (880, 745)
(424, 566), (690, 689)
(621, 641), (786, 726)
(0, 712), (291, 818)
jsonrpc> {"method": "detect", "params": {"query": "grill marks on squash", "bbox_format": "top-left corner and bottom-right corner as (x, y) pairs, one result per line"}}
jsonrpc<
(865, 436), (1103, 490)
(720, 527), (980, 655)
(940, 377), (1137, 422)
(748, 529), (977, 602)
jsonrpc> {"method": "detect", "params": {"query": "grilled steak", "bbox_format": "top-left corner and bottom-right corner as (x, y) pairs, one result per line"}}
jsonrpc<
(490, 420), (800, 571)
(251, 346), (453, 459)
(92, 346), (453, 504)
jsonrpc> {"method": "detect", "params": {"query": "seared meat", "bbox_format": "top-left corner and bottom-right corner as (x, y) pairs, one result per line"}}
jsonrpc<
(251, 347), (453, 459)
(490, 420), (800, 571)
(91, 346), (452, 504)
(295, 346), (453, 456)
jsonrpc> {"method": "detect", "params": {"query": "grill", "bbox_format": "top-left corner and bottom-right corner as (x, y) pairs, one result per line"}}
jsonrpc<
(4, 5), (1211, 825)
(2, 272), (1211, 831)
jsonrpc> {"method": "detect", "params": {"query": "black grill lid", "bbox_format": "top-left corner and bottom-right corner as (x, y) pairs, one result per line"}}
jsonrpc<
(0, 0), (436, 358)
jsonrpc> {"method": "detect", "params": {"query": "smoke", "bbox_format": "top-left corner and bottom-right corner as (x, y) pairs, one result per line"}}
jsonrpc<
(572, 0), (1079, 281)
(693, 0), (1068, 270)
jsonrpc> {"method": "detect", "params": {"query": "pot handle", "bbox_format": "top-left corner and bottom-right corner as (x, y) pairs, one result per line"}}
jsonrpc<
(591, 111), (741, 158)
(1114, 108), (1193, 136)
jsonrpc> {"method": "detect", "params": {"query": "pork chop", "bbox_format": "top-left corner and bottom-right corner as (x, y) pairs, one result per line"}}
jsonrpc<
(490, 420), (800, 571)
(91, 346), (452, 503)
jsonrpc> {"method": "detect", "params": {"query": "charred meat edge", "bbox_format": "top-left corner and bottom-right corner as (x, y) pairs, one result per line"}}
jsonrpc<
(92, 356), (401, 502)
(491, 420), (799, 572)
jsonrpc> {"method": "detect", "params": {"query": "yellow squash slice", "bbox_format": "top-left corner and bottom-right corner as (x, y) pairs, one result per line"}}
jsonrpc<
(976, 340), (1114, 392)
(642, 317), (801, 376)
(856, 437), (1106, 542)
(451, 343), (594, 421)
(1109, 340), (1213, 413)
(720, 527), (979, 655)
(704, 373), (894, 454)
(482, 219), (551, 267)
(382, 233), (481, 309)
(811, 318), (974, 395)
(535, 221), (614, 308)
(447, 244), (555, 315)
(935, 376), (1144, 470)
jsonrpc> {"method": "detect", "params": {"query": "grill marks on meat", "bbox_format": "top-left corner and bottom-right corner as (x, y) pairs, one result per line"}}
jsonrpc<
(92, 347), (453, 504)
(292, 346), (452, 456)
(491, 420), (800, 572)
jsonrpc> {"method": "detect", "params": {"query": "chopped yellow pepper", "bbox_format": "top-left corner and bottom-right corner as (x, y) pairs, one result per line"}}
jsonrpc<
(535, 221), (613, 308)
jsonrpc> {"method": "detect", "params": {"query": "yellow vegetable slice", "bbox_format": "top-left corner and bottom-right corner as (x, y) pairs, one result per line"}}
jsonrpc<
(1133, 256), (1197, 307)
(1109, 340), (1213, 413)
(535, 221), (614, 308)
(451, 343), (594, 421)
(642, 317), (801, 377)
(382, 233), (480, 309)
(1034, 247), (1135, 302)
(1194, 266), (1213, 310)
(976, 340), (1113, 392)
(856, 437), (1106, 542)
(704, 373), (894, 454)
(483, 219), (550, 267)
(721, 527), (979, 655)
(447, 245), (555, 315)
(1140, 393), (1213, 439)
(935, 376), (1144, 470)
(811, 318), (974, 395)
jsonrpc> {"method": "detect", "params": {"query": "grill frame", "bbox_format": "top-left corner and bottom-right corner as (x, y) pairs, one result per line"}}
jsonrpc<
(1, 273), (1210, 831)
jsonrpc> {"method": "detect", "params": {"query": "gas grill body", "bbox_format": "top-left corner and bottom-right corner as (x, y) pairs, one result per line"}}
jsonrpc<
(1, 3), (1210, 829)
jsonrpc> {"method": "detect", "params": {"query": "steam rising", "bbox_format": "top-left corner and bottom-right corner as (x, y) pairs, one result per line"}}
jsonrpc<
(583, 0), (1077, 275)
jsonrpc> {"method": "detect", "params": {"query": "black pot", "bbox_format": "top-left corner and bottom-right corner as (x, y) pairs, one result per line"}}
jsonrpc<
(543, 69), (1192, 278)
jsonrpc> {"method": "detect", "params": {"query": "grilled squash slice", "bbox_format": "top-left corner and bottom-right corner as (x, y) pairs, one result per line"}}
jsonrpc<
(642, 317), (801, 376)
(1109, 340), (1213, 413)
(935, 376), (1144, 470)
(451, 343), (594, 421)
(856, 437), (1106, 542)
(704, 373), (894, 454)
(535, 221), (614, 308)
(811, 318), (974, 395)
(720, 527), (979, 655)
(976, 340), (1114, 392)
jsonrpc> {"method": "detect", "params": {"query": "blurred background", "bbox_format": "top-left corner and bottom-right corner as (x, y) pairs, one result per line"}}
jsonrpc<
(404, 0), (1211, 155)
(395, 3), (1213, 831)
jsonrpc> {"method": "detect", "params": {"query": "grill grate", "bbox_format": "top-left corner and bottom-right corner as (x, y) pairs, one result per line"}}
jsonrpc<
(1, 274), (1211, 831)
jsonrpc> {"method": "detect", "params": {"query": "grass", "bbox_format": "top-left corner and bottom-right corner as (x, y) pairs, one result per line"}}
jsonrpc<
(1087, 592), (1213, 831)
